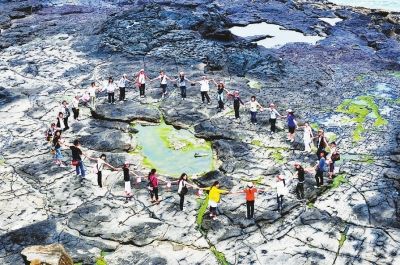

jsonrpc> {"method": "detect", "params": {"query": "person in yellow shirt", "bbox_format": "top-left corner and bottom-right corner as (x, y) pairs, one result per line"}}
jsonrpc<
(202, 181), (229, 220)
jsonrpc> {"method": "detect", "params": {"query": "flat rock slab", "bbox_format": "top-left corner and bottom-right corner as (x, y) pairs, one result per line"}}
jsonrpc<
(92, 101), (161, 123)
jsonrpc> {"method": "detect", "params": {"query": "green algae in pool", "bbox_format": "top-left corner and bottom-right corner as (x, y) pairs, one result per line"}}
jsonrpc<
(134, 122), (213, 177)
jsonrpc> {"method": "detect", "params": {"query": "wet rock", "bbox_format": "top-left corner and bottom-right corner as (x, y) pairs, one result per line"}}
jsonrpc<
(92, 101), (161, 123)
(79, 128), (135, 152)
(0, 14), (11, 29)
(196, 170), (235, 189)
(9, 11), (27, 19)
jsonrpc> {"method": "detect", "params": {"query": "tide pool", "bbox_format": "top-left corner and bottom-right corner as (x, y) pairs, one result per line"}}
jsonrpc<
(133, 121), (213, 177)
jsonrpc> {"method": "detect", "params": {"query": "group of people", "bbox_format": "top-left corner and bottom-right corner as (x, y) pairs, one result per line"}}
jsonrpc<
(44, 68), (341, 220)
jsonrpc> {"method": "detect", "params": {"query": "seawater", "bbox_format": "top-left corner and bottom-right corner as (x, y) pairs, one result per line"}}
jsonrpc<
(329, 0), (400, 12)
(134, 122), (213, 177)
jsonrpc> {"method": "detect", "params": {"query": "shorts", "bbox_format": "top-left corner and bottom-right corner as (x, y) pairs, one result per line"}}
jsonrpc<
(208, 200), (218, 208)
(288, 126), (296, 134)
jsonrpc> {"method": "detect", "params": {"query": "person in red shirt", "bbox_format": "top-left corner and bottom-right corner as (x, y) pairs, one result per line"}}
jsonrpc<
(240, 182), (262, 219)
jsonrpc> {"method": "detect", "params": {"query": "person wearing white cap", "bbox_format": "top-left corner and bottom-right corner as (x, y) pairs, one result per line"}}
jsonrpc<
(286, 109), (297, 142)
(135, 69), (150, 98)
(275, 175), (288, 214)
(268, 103), (283, 133)
(242, 182), (258, 219)
(176, 72), (193, 100)
(118, 74), (131, 101)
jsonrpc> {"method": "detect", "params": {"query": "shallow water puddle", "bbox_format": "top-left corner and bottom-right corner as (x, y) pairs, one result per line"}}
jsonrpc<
(329, 0), (400, 12)
(229, 22), (324, 48)
(319, 17), (343, 26)
(133, 121), (213, 177)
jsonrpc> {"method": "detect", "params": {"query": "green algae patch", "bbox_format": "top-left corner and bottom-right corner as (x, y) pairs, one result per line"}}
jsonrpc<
(211, 246), (229, 265)
(241, 176), (264, 185)
(134, 121), (213, 177)
(196, 195), (209, 227)
(330, 174), (348, 189)
(336, 96), (387, 142)
(247, 80), (262, 90)
(391, 71), (400, 78)
(338, 233), (347, 247)
(355, 74), (367, 82)
(270, 149), (287, 164)
(307, 202), (315, 209)
(325, 132), (337, 143)
(251, 139), (263, 147)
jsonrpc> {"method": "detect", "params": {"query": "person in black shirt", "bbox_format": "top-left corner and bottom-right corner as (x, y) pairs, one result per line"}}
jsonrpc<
(294, 162), (305, 200)
(52, 131), (65, 167)
(231, 91), (244, 119)
(314, 129), (328, 159)
(216, 82), (228, 112)
(122, 162), (133, 199)
(70, 139), (85, 179)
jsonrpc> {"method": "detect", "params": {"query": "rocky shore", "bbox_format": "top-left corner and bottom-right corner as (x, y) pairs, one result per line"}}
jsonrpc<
(0, 0), (399, 264)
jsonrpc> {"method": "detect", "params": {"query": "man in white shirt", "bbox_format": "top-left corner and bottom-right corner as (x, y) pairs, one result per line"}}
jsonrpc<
(118, 74), (131, 101)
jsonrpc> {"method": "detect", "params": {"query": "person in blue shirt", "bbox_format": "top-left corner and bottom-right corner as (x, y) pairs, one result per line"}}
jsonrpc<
(314, 151), (327, 187)
(286, 109), (297, 142)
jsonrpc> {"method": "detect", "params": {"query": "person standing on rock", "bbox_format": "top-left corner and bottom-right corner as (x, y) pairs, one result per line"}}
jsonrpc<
(286, 109), (297, 142)
(215, 81), (229, 111)
(106, 77), (117, 104)
(71, 95), (80, 121)
(88, 82), (100, 109)
(87, 154), (117, 188)
(302, 122), (314, 153)
(193, 76), (213, 104)
(46, 122), (59, 143)
(314, 129), (329, 159)
(327, 142), (340, 180)
(177, 173), (197, 210)
(123, 161), (133, 199)
(148, 168), (162, 204)
(230, 91), (244, 119)
(314, 151), (327, 188)
(268, 103), (283, 134)
(69, 139), (86, 180)
(293, 162), (305, 200)
(53, 130), (65, 167)
(60, 100), (70, 131)
(275, 175), (288, 214)
(247, 96), (264, 125)
(176, 72), (193, 100)
(239, 182), (260, 219)
(135, 69), (150, 98)
(151, 71), (174, 98)
(202, 181), (229, 220)
(56, 112), (65, 132)
(117, 74), (131, 101)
